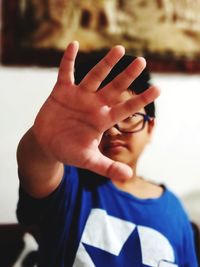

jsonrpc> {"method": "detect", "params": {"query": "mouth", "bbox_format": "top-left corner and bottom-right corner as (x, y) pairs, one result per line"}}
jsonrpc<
(104, 141), (127, 151)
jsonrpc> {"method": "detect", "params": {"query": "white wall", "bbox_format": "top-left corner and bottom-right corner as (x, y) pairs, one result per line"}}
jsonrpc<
(138, 73), (200, 194)
(1, 66), (200, 223)
(0, 66), (57, 223)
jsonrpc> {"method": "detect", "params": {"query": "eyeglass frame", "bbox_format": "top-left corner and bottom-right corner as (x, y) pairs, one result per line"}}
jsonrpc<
(107, 112), (153, 134)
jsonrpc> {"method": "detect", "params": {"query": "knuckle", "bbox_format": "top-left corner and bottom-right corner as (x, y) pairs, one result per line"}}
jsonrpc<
(103, 57), (113, 69)
(125, 100), (134, 113)
(90, 70), (102, 83)
(111, 78), (122, 90)
(106, 162), (115, 177)
(63, 53), (73, 63)
(140, 92), (149, 105)
(124, 68), (133, 79)
(79, 82), (89, 91)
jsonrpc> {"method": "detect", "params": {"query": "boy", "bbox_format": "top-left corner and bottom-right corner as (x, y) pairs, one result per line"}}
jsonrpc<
(16, 41), (198, 266)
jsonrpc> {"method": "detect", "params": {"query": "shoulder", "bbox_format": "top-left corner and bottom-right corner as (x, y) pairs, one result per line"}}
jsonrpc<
(145, 179), (191, 220)
(164, 187), (184, 207)
(163, 187), (192, 223)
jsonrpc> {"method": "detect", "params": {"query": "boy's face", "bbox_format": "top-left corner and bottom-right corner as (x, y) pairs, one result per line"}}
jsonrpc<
(99, 90), (154, 169)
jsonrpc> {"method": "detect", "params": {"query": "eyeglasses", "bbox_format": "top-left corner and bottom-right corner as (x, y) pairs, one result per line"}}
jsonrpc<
(107, 112), (152, 134)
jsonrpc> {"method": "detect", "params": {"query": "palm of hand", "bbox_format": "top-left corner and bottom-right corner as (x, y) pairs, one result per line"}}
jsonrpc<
(33, 41), (160, 180)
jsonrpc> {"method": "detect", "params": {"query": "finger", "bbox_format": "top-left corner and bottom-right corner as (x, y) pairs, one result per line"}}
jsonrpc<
(109, 86), (160, 126)
(79, 45), (125, 92)
(57, 41), (79, 85)
(98, 57), (146, 106)
(85, 150), (133, 180)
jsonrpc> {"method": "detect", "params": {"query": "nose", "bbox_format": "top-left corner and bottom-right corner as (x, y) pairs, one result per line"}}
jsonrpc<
(104, 125), (121, 137)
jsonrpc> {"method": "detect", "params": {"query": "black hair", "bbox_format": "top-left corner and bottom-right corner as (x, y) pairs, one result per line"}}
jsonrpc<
(75, 54), (155, 117)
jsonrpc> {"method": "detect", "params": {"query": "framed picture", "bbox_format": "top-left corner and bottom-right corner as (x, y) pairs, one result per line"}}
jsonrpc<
(2, 0), (200, 72)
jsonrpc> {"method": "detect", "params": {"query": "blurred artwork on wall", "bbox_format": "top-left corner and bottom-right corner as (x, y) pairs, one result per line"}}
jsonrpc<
(2, 0), (200, 72)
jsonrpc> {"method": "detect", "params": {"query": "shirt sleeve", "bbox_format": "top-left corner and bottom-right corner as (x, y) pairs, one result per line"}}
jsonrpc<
(182, 218), (199, 267)
(16, 165), (79, 227)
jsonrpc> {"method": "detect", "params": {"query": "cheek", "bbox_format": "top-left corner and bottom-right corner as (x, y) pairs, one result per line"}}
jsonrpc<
(128, 134), (149, 155)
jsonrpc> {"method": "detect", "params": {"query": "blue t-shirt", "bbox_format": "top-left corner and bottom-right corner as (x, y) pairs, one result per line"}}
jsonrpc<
(17, 166), (198, 267)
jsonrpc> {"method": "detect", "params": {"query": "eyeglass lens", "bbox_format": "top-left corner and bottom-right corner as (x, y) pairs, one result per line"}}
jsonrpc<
(117, 113), (145, 132)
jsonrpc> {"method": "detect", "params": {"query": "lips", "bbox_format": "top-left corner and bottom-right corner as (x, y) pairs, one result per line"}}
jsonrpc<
(104, 141), (127, 151)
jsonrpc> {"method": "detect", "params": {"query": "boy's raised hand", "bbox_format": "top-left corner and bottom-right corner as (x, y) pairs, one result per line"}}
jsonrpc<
(33, 41), (160, 180)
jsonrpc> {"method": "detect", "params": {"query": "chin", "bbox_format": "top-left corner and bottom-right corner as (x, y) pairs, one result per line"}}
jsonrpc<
(104, 151), (130, 164)
(103, 149), (136, 168)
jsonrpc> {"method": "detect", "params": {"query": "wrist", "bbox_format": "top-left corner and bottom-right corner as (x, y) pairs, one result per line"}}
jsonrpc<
(28, 126), (59, 163)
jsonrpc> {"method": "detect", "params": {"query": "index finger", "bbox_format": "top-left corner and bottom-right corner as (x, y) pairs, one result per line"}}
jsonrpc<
(57, 41), (79, 85)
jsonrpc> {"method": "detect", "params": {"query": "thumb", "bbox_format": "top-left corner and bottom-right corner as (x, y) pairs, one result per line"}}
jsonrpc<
(85, 151), (133, 180)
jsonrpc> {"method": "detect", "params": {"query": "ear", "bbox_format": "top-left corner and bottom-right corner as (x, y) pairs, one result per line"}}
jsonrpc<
(147, 119), (155, 142)
(147, 118), (155, 133)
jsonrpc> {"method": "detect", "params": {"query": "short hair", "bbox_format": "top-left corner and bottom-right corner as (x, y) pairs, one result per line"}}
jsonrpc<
(75, 54), (155, 118)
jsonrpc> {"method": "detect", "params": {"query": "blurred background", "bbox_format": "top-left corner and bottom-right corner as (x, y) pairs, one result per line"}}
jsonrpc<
(1, 0), (200, 226)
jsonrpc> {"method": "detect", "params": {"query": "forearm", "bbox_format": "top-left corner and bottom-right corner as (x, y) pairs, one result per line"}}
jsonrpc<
(17, 127), (64, 198)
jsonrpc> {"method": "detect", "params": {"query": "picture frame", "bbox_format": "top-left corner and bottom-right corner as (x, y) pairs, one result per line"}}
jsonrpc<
(2, 0), (200, 73)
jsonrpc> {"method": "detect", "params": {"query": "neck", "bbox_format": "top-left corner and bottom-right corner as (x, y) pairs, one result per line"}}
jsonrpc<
(111, 166), (164, 200)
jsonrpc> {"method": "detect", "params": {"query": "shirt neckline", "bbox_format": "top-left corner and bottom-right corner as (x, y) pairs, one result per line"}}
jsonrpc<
(107, 179), (168, 204)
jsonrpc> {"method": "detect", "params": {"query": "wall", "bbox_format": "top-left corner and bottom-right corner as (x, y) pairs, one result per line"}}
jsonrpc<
(0, 66), (200, 223)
